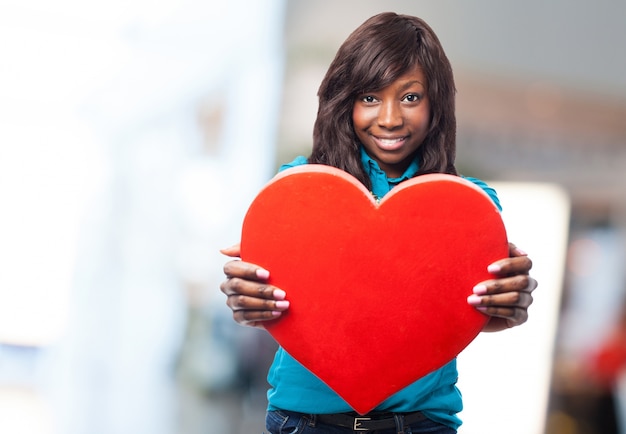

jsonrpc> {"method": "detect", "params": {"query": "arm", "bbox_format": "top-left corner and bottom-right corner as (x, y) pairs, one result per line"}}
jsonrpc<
(467, 243), (538, 332)
(219, 243), (289, 328)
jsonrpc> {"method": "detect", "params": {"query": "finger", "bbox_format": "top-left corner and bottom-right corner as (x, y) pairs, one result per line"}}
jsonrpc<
(226, 291), (289, 327)
(220, 276), (284, 300)
(232, 309), (283, 328)
(479, 305), (528, 321)
(223, 259), (270, 282)
(220, 243), (241, 258)
(468, 290), (534, 311)
(526, 277), (538, 293)
(482, 308), (529, 330)
(472, 274), (534, 297)
(508, 242), (528, 257)
(221, 275), (290, 327)
(474, 292), (532, 329)
(226, 291), (289, 310)
(487, 255), (533, 276)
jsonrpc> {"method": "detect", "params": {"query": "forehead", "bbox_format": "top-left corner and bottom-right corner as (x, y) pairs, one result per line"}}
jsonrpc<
(397, 66), (426, 83)
(381, 66), (427, 90)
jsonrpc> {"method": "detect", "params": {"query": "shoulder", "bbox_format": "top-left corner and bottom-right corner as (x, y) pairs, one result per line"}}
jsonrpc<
(462, 176), (502, 212)
(278, 156), (308, 172)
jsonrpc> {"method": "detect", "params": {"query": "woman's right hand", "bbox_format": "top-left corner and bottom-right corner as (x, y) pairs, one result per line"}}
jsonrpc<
(219, 243), (289, 328)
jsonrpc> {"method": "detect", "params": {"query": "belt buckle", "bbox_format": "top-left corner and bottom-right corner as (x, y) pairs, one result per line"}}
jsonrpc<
(353, 417), (371, 431)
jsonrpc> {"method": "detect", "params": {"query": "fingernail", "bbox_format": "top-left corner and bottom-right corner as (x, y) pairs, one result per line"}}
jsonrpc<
(476, 307), (488, 313)
(467, 294), (482, 305)
(487, 263), (501, 273)
(256, 268), (270, 279)
(473, 284), (487, 295)
(273, 289), (287, 300)
(516, 247), (528, 256)
(272, 311), (282, 317)
(275, 300), (290, 309)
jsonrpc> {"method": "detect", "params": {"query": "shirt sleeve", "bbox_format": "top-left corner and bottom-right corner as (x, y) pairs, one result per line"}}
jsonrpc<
(279, 155), (308, 173)
(462, 176), (502, 212)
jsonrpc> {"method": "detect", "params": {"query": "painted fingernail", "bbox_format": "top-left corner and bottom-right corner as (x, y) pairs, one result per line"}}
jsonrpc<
(467, 294), (482, 305)
(473, 284), (488, 295)
(272, 311), (282, 317)
(256, 268), (270, 279)
(273, 289), (287, 300)
(476, 307), (488, 313)
(487, 263), (501, 273)
(275, 300), (290, 309)
(516, 247), (528, 255)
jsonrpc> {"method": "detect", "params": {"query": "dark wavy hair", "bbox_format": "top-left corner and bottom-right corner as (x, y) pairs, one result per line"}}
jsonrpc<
(310, 12), (457, 189)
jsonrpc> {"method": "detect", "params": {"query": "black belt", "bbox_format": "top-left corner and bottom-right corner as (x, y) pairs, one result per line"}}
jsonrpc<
(317, 411), (426, 431)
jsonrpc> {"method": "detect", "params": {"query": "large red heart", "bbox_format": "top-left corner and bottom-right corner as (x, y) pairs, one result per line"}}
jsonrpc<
(241, 165), (508, 415)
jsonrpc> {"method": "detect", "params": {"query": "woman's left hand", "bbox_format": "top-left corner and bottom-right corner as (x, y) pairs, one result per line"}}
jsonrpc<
(468, 242), (538, 332)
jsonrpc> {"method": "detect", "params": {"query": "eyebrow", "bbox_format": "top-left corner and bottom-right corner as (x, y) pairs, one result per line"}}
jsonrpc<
(399, 80), (426, 91)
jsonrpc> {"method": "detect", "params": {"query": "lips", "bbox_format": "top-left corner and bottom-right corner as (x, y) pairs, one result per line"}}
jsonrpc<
(372, 135), (407, 151)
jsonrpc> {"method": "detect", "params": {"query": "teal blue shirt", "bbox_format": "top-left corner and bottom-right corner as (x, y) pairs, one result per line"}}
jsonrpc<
(266, 150), (500, 430)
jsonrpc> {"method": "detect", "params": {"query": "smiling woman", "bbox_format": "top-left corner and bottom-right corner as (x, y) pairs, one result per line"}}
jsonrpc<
(221, 11), (538, 434)
(352, 66), (431, 178)
(310, 13), (458, 191)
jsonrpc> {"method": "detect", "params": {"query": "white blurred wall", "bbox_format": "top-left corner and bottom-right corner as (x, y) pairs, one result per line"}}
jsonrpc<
(0, 1), (285, 433)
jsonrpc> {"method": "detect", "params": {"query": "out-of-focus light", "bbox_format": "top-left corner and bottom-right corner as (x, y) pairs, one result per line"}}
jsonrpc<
(458, 182), (570, 434)
(0, 387), (55, 434)
(0, 121), (105, 346)
(568, 237), (603, 277)
(525, 81), (563, 120)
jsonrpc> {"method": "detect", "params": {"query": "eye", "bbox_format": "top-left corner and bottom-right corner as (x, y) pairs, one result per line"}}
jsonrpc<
(360, 95), (378, 103)
(403, 93), (422, 103)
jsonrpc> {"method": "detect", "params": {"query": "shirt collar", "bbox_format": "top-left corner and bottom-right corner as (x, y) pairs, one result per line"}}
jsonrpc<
(360, 146), (419, 199)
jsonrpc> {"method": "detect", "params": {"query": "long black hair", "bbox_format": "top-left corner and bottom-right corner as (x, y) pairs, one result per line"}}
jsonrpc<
(310, 12), (457, 190)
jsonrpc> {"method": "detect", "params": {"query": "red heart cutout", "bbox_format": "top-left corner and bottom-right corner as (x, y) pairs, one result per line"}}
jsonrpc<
(241, 165), (508, 415)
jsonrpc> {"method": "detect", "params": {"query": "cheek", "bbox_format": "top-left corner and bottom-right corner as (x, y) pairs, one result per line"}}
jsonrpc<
(421, 103), (432, 129)
(351, 106), (362, 129)
(410, 106), (431, 132)
(352, 107), (371, 142)
(352, 105), (373, 130)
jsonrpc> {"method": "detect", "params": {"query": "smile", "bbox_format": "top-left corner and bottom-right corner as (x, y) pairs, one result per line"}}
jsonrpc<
(373, 135), (407, 151)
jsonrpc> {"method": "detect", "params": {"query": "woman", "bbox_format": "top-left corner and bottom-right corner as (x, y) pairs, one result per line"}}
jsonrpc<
(221, 12), (537, 433)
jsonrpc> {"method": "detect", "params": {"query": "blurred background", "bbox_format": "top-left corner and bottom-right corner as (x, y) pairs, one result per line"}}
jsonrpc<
(0, 0), (625, 433)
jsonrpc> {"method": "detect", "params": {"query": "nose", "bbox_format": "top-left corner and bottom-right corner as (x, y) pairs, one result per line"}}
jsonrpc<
(377, 100), (403, 129)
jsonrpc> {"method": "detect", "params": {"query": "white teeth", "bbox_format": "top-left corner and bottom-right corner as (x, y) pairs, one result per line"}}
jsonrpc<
(379, 138), (403, 145)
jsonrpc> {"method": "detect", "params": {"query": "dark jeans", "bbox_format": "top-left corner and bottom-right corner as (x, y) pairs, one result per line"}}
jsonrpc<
(265, 410), (456, 434)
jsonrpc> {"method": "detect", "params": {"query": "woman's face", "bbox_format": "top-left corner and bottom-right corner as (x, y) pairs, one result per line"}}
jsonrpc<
(352, 66), (430, 178)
